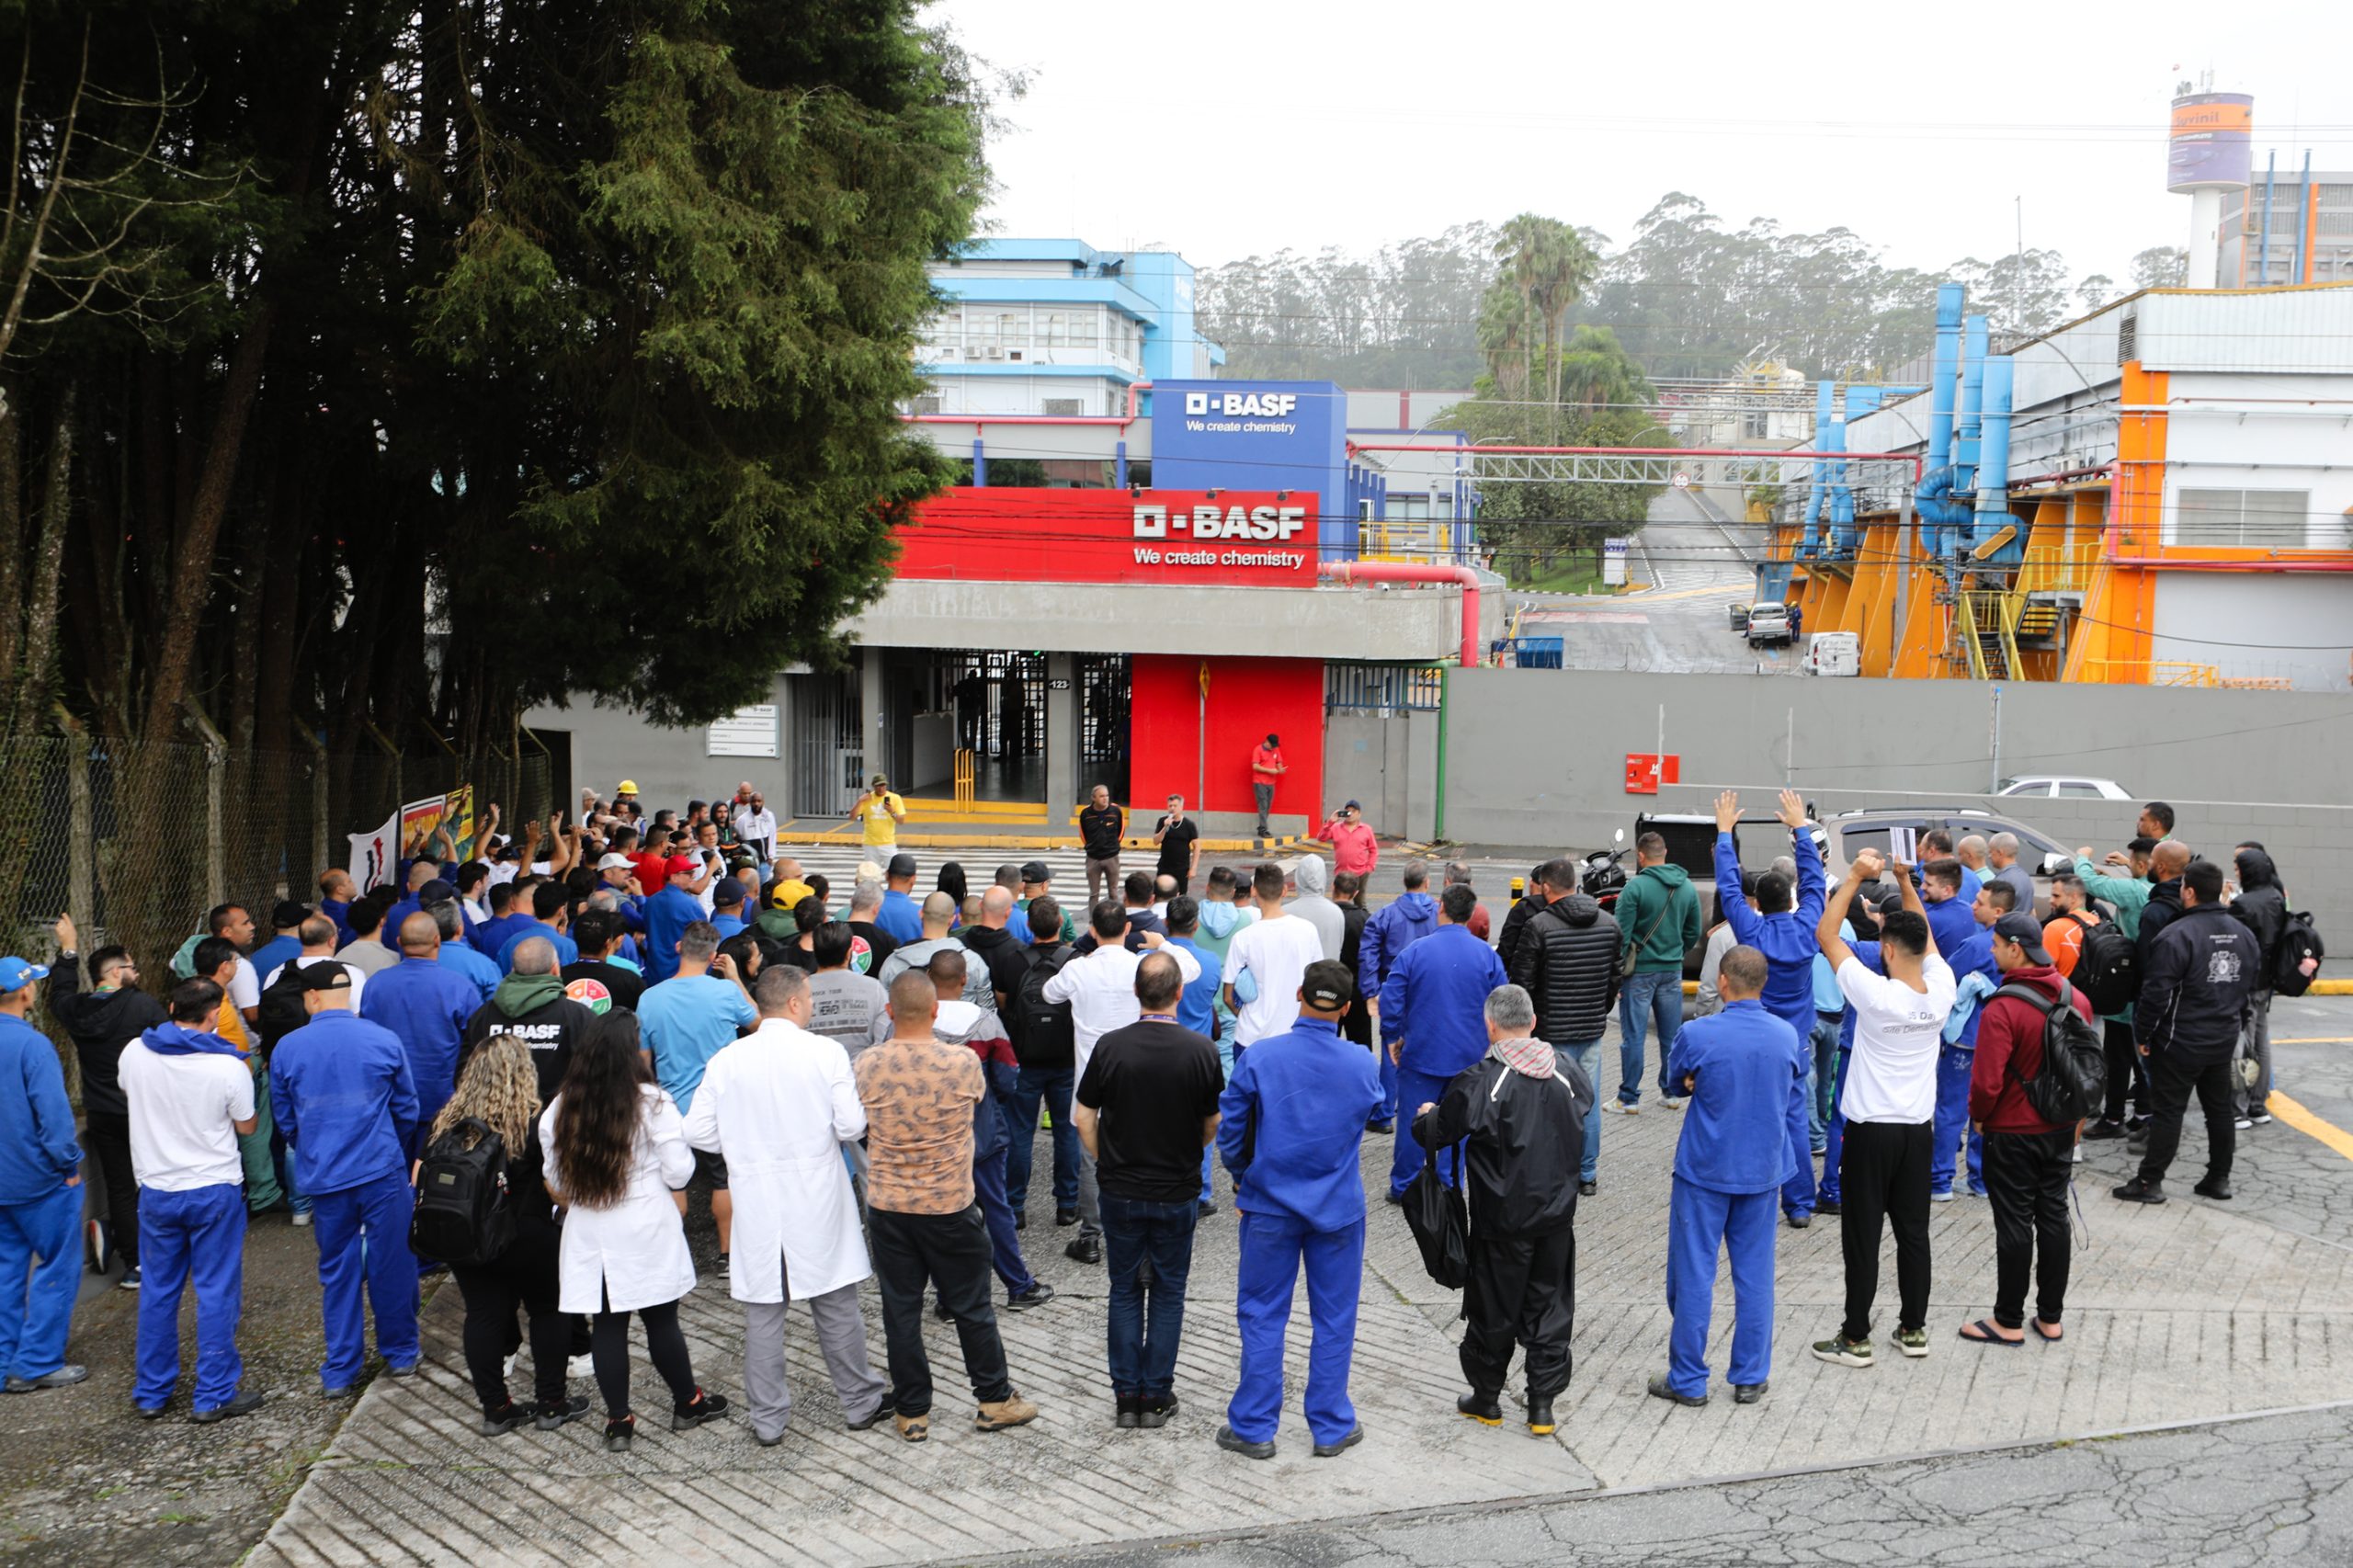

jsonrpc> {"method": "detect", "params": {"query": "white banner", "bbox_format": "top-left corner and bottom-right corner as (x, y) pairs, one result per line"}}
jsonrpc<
(348, 808), (400, 894)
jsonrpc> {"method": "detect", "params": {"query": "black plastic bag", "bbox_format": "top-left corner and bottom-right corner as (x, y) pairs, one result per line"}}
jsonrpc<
(1404, 1141), (1469, 1290)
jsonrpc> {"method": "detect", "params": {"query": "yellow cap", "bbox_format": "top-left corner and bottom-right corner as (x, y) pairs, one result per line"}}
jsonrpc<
(617, 779), (639, 794)
(770, 878), (815, 910)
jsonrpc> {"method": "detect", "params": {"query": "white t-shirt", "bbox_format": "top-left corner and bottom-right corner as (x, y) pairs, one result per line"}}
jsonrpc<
(263, 954), (367, 1012)
(1836, 954), (1957, 1124)
(119, 1040), (256, 1192)
(1223, 912), (1328, 1049)
(227, 957), (260, 1011)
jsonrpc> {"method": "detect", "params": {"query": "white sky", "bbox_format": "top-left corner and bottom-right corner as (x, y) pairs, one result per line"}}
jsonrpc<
(933, 0), (2353, 290)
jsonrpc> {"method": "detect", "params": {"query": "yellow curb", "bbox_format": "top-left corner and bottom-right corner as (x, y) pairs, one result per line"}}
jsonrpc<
(2310, 979), (2353, 995)
(2268, 1091), (2353, 1165)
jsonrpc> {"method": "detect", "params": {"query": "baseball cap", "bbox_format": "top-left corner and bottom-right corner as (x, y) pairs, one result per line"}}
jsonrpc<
(1993, 912), (2052, 964)
(870, 773), (890, 789)
(298, 963), (354, 993)
(271, 899), (312, 929)
(0, 957), (50, 994)
(713, 880), (745, 908)
(596, 852), (634, 871)
(668, 856), (700, 880)
(887, 853), (917, 879)
(1343, 799), (1361, 812)
(1301, 959), (1355, 1011)
(1019, 859), (1051, 884)
(617, 779), (639, 795)
(417, 879), (456, 907)
(771, 878), (815, 911)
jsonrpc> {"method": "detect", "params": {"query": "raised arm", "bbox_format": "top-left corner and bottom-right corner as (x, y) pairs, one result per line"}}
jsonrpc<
(1818, 846), (1881, 971)
(1893, 856), (1934, 957)
(1782, 790), (1826, 928)
(1712, 790), (1762, 944)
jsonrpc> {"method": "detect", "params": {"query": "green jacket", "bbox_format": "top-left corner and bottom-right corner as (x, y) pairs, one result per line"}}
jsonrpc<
(2071, 856), (2149, 1022)
(1616, 863), (1703, 974)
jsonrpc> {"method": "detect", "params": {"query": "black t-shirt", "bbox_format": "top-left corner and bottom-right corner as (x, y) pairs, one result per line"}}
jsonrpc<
(460, 994), (598, 1102)
(847, 921), (900, 974)
(1079, 804), (1125, 858)
(1155, 815), (1199, 875)
(560, 959), (645, 1014)
(1075, 1019), (1224, 1203)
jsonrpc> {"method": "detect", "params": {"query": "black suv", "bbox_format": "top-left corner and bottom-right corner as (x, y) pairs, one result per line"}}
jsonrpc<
(1633, 810), (1832, 976)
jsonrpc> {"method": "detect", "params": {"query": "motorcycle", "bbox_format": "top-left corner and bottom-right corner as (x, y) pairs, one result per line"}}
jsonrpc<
(1579, 828), (1631, 913)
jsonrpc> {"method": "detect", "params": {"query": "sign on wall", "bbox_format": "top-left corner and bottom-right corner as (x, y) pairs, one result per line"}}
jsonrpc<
(892, 488), (1320, 586)
(709, 703), (779, 757)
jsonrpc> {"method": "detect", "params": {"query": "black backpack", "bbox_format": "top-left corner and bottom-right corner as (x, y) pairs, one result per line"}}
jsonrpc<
(1993, 979), (2108, 1126)
(255, 961), (318, 1053)
(409, 1118), (515, 1267)
(1012, 945), (1078, 1070)
(2063, 915), (2138, 1017)
(2273, 910), (2325, 998)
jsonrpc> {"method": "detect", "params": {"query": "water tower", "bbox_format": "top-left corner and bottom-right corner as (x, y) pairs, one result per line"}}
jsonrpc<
(2167, 78), (2253, 288)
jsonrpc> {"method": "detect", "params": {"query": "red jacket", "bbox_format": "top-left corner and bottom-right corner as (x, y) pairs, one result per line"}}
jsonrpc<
(1969, 964), (2093, 1133)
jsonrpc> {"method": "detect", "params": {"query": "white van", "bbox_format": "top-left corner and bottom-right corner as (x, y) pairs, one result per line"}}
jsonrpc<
(1804, 631), (1860, 676)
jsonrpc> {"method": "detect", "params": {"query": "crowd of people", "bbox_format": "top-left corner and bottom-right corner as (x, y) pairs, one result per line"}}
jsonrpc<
(0, 778), (2313, 1457)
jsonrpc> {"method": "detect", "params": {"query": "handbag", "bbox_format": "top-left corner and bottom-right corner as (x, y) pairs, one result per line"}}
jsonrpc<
(1620, 889), (1674, 979)
(1403, 1140), (1470, 1290)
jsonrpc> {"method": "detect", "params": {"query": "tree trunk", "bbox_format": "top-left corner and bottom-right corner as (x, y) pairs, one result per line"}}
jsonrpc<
(8, 381), (77, 744)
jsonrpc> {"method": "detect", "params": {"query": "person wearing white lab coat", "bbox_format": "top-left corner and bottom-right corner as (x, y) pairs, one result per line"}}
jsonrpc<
(539, 1010), (729, 1452)
(682, 966), (890, 1444)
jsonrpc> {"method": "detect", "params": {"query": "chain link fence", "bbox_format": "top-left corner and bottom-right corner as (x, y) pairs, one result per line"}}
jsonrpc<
(0, 737), (549, 1095)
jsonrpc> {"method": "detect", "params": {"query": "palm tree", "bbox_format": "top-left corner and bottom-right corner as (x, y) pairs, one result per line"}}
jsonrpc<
(1493, 215), (1601, 438)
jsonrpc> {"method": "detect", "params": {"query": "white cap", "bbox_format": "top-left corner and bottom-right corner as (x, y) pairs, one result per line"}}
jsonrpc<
(596, 853), (633, 871)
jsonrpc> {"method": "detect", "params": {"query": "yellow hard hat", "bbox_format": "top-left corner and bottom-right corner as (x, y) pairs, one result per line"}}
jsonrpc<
(617, 779), (639, 795)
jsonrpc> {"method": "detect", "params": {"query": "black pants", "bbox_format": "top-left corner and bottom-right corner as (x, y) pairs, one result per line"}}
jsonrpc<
(453, 1224), (572, 1413)
(2137, 1050), (2236, 1188)
(1459, 1227), (1576, 1401)
(2101, 1019), (2147, 1121)
(1981, 1128), (2074, 1329)
(1342, 997), (1371, 1049)
(870, 1205), (1009, 1416)
(1837, 1120), (1931, 1341)
(85, 1110), (139, 1268)
(591, 1292), (699, 1419)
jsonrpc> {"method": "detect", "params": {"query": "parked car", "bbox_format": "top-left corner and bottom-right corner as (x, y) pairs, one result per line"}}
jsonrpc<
(1634, 810), (1831, 976)
(1819, 806), (2075, 917)
(1995, 775), (2132, 801)
(1728, 601), (1751, 631)
(1745, 601), (1791, 648)
(1803, 631), (1860, 676)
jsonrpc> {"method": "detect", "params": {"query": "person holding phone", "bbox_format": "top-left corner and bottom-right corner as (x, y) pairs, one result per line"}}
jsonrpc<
(847, 776), (906, 857)
(1153, 795), (1200, 897)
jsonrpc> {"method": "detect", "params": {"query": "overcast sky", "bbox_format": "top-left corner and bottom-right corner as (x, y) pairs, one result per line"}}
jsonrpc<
(935, 0), (2352, 289)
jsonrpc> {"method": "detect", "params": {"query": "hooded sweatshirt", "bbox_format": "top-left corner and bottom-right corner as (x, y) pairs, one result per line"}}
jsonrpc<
(1358, 889), (1438, 1002)
(1617, 862), (1703, 975)
(1290, 855), (1345, 963)
(47, 960), (169, 1118)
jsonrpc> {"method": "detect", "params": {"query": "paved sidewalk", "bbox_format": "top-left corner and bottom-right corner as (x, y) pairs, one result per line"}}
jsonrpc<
(251, 1028), (2353, 1567)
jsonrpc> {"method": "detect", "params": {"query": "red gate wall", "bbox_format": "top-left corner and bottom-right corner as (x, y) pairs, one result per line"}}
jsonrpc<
(1128, 655), (1324, 826)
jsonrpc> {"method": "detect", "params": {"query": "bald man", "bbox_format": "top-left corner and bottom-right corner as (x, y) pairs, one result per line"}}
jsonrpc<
(877, 892), (998, 1018)
(359, 911), (489, 1142)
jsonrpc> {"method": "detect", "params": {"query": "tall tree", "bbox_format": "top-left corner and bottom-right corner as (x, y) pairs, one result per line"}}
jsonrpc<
(2131, 245), (2190, 289)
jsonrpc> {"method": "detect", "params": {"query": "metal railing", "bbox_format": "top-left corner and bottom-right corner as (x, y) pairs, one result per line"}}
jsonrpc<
(2075, 659), (2222, 687)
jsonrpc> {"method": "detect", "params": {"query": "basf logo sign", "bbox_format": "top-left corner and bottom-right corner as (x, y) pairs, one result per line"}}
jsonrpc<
(1181, 389), (1302, 436)
(891, 489), (1316, 586)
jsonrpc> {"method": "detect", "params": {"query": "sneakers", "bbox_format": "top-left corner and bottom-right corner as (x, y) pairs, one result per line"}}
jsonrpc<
(2233, 1114), (2253, 1131)
(1603, 1100), (1640, 1116)
(1811, 1335), (1873, 1368)
(1055, 1207), (1079, 1227)
(1928, 1188), (1956, 1204)
(1457, 1391), (1503, 1426)
(717, 1252), (731, 1282)
(2082, 1118), (2126, 1141)
(2249, 1110), (2274, 1126)
(191, 1390), (264, 1426)
(1577, 1180), (1597, 1198)
(4, 1365), (88, 1392)
(1139, 1393), (1177, 1430)
(1116, 1394), (1143, 1430)
(975, 1392), (1039, 1431)
(1366, 1118), (1395, 1134)
(502, 1350), (519, 1379)
(604, 1414), (635, 1452)
(894, 1412), (930, 1442)
(478, 1401), (532, 1437)
(845, 1398), (896, 1432)
(1658, 1096), (1688, 1110)
(118, 1266), (142, 1291)
(671, 1390), (730, 1431)
(2194, 1177), (2234, 1200)
(1646, 1373), (1706, 1408)
(1815, 1197), (1842, 1215)
(1893, 1328), (1930, 1358)
(2112, 1176), (2167, 1205)
(536, 1394), (590, 1431)
(1215, 1422), (1275, 1460)
(1006, 1282), (1056, 1312)
(290, 1210), (313, 1228)
(1784, 1212), (1812, 1230)
(568, 1354), (596, 1380)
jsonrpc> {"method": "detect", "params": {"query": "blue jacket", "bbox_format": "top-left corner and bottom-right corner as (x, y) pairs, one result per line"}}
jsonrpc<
(378, 898), (425, 951)
(711, 913), (746, 941)
(1358, 890), (1438, 1002)
(875, 889), (925, 946)
(472, 912), (533, 960)
(359, 957), (483, 1133)
(641, 887), (705, 984)
(1218, 1017), (1381, 1230)
(1166, 935), (1222, 1039)
(1943, 928), (2002, 1049)
(320, 897), (354, 947)
(1922, 894), (1980, 968)
(437, 940), (501, 1003)
(497, 920), (578, 974)
(268, 1010), (418, 1196)
(1377, 924), (1509, 1078)
(0, 1013), (82, 1203)
(1666, 999), (1808, 1193)
(1713, 829), (1826, 1039)
(250, 934), (304, 983)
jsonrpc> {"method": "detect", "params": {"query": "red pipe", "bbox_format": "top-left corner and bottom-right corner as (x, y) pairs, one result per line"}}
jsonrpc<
(1319, 559), (1482, 666)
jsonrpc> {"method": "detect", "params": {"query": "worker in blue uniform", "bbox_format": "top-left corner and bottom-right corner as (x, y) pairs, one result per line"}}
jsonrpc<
(269, 965), (422, 1396)
(358, 911), (486, 1150)
(1652, 946), (1810, 1407)
(1930, 880), (2006, 1200)
(1214, 961), (1383, 1460)
(1378, 884), (1508, 1201)
(1708, 790), (1826, 1228)
(1357, 858), (1439, 1130)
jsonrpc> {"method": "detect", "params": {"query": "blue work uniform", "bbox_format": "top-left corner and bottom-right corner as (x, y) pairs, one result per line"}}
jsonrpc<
(1931, 927), (2000, 1197)
(359, 957), (483, 1145)
(1663, 999), (1808, 1398)
(1818, 937), (1884, 1208)
(1377, 924), (1508, 1199)
(496, 919), (578, 975)
(875, 889), (925, 946)
(1357, 890), (1438, 1122)
(437, 938), (501, 1003)
(640, 886), (705, 984)
(1165, 933), (1233, 1203)
(470, 912), (532, 960)
(1711, 828), (1826, 1220)
(268, 1010), (422, 1391)
(1217, 1016), (1381, 1448)
(0, 1009), (85, 1383)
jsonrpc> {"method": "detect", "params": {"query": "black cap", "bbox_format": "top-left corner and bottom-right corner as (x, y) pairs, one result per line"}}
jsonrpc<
(1019, 859), (1051, 883)
(887, 853), (918, 878)
(417, 879), (457, 907)
(272, 900), (312, 930)
(1301, 959), (1355, 1011)
(1992, 912), (2052, 964)
(298, 962), (354, 992)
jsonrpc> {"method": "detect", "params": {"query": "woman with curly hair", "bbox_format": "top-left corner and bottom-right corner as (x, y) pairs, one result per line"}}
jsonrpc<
(428, 1034), (584, 1436)
(540, 1010), (728, 1450)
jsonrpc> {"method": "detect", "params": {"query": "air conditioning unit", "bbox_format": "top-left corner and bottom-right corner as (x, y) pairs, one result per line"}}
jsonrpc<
(1042, 398), (1082, 417)
(985, 347), (1005, 360)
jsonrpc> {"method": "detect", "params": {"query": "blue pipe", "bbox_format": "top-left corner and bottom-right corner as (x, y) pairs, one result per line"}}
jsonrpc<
(1927, 283), (1963, 472)
(1831, 387), (1881, 558)
(1114, 438), (1129, 489)
(1801, 379), (1835, 556)
(1947, 315), (1990, 556)
(972, 437), (986, 487)
(1970, 355), (2016, 560)
(2258, 152), (2275, 286)
(2294, 151), (2312, 285)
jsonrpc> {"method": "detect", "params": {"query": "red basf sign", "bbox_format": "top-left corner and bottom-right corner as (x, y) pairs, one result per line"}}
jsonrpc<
(891, 487), (1318, 586)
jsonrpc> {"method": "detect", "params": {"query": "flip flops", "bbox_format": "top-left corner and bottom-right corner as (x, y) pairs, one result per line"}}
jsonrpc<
(1958, 1319), (2023, 1346)
(2030, 1319), (2064, 1343)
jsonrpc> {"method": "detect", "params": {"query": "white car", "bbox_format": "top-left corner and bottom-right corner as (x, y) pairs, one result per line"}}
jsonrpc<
(1995, 775), (2132, 801)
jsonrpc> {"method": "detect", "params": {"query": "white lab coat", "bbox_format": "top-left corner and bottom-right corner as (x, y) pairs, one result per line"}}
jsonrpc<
(679, 1018), (870, 1304)
(540, 1085), (697, 1314)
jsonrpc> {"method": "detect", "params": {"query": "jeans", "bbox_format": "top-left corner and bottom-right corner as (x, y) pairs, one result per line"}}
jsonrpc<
(1005, 1067), (1079, 1217)
(1229, 1211), (1362, 1446)
(1982, 1128), (2074, 1330)
(1099, 1195), (1199, 1400)
(1618, 970), (1684, 1105)
(869, 1205), (1010, 1416)
(972, 1142), (1035, 1296)
(2136, 1050), (2236, 1188)
(1837, 1119), (1932, 1342)
(308, 1169), (421, 1389)
(1808, 1015), (1842, 1147)
(84, 1110), (140, 1269)
(134, 1183), (246, 1410)
(1565, 1040), (1603, 1181)
(2234, 990), (2275, 1116)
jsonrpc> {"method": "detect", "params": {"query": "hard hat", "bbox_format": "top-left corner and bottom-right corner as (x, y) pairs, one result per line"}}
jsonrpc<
(617, 779), (639, 795)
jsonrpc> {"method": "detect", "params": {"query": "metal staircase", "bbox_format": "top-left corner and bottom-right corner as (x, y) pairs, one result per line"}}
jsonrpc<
(1949, 583), (2024, 680)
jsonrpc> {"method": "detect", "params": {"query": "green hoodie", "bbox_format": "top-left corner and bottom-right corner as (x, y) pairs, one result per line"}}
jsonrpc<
(493, 970), (564, 1018)
(756, 906), (799, 943)
(1616, 862), (1703, 974)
